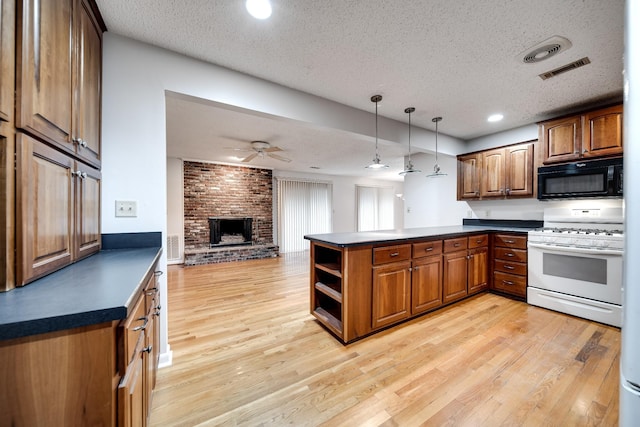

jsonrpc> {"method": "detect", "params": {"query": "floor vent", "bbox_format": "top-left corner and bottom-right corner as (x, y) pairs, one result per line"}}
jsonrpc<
(539, 57), (591, 80)
(167, 235), (181, 261)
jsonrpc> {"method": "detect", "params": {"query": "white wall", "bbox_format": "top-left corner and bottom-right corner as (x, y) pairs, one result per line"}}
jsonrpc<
(465, 124), (538, 153)
(403, 152), (469, 227)
(166, 158), (184, 264)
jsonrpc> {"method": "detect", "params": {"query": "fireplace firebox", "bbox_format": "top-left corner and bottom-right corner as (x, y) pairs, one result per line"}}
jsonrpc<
(209, 217), (253, 247)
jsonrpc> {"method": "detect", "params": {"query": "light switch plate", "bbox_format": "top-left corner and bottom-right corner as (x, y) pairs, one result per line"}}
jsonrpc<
(115, 200), (137, 217)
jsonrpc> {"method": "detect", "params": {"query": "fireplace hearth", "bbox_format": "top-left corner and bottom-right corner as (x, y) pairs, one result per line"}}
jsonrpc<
(209, 217), (253, 247)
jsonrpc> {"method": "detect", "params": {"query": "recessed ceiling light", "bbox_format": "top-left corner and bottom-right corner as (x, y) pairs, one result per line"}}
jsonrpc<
(246, 0), (272, 19)
(488, 114), (504, 122)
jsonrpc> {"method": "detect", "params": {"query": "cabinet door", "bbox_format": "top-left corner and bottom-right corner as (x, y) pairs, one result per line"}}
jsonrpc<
(75, 161), (101, 260)
(457, 153), (481, 199)
(504, 142), (534, 197)
(0, 0), (15, 123)
(583, 105), (623, 159)
(16, 133), (74, 285)
(443, 251), (468, 304)
(411, 255), (442, 314)
(16, 0), (75, 151)
(468, 247), (489, 294)
(74, 0), (102, 167)
(541, 116), (582, 164)
(480, 148), (505, 198)
(372, 261), (411, 329)
(118, 342), (145, 427)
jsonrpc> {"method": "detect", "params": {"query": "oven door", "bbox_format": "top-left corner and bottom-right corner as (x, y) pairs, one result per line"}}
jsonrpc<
(528, 242), (622, 305)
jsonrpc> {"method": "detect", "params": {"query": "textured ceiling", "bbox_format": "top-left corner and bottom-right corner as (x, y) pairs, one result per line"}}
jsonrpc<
(96, 0), (624, 179)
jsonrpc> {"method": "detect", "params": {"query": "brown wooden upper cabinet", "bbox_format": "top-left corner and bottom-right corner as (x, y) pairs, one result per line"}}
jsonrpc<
(0, 0), (15, 123)
(539, 104), (623, 165)
(15, 133), (101, 286)
(458, 141), (534, 200)
(457, 153), (481, 199)
(16, 0), (103, 168)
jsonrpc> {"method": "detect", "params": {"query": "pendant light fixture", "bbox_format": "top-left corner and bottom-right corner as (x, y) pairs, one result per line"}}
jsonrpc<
(426, 116), (447, 178)
(399, 107), (421, 175)
(366, 95), (389, 169)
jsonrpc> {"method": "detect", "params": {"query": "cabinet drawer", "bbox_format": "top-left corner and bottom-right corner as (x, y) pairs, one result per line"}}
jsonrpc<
(122, 293), (147, 366)
(494, 247), (527, 263)
(444, 237), (468, 253)
(413, 240), (442, 258)
(493, 271), (526, 296)
(494, 234), (527, 249)
(494, 259), (527, 276)
(373, 244), (411, 265)
(468, 234), (489, 248)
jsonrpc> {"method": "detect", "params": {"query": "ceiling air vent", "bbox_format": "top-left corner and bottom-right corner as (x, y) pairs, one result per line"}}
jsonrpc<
(539, 57), (591, 80)
(519, 36), (572, 63)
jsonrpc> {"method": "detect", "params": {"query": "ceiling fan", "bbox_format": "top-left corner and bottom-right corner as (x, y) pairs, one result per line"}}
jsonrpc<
(232, 141), (291, 163)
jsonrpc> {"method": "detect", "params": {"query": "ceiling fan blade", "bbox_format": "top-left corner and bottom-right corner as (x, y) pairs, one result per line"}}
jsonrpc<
(242, 153), (258, 162)
(268, 153), (291, 162)
(264, 146), (283, 152)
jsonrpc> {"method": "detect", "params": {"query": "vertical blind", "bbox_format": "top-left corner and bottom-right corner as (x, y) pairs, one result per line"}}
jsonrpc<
(356, 185), (394, 231)
(277, 178), (332, 253)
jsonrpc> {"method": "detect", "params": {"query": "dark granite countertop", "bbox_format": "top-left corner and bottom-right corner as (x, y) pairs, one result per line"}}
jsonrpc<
(304, 224), (540, 247)
(0, 247), (162, 341)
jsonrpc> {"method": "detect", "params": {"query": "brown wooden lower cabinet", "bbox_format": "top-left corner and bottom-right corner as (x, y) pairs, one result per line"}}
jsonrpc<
(0, 262), (161, 426)
(309, 233), (495, 343)
(411, 254), (443, 314)
(491, 233), (528, 298)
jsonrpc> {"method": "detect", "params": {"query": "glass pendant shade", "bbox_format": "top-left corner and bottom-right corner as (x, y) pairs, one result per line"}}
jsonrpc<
(400, 107), (421, 175)
(426, 116), (447, 178)
(366, 95), (389, 169)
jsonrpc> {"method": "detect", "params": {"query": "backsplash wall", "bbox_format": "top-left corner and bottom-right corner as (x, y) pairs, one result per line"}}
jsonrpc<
(183, 162), (274, 248)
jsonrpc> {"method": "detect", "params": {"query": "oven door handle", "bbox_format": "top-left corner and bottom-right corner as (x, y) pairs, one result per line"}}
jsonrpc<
(527, 242), (623, 256)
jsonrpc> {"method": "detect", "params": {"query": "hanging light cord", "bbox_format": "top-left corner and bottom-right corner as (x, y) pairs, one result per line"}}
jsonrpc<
(407, 109), (412, 162)
(374, 98), (380, 158)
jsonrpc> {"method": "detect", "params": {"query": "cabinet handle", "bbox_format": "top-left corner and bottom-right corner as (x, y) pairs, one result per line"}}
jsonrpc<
(583, 149), (588, 154)
(389, 252), (399, 257)
(576, 163), (586, 168)
(454, 243), (460, 247)
(425, 247), (433, 252)
(71, 171), (87, 179)
(476, 239), (483, 244)
(133, 316), (148, 331)
(506, 188), (511, 195)
(505, 240), (515, 244)
(73, 137), (87, 148)
(499, 188), (504, 194)
(504, 265), (515, 270)
(154, 271), (164, 277)
(409, 267), (413, 272)
(142, 345), (153, 354)
(506, 253), (515, 257)
(475, 191), (480, 196)
(502, 280), (515, 286)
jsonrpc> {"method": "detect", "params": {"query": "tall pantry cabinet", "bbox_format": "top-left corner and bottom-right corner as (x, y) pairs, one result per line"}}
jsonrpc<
(0, 0), (105, 288)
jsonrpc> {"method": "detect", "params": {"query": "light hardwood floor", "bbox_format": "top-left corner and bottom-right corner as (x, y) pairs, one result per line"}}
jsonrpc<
(149, 253), (620, 426)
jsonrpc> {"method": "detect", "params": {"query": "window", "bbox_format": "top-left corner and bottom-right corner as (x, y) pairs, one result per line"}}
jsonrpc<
(276, 178), (332, 253)
(356, 185), (394, 231)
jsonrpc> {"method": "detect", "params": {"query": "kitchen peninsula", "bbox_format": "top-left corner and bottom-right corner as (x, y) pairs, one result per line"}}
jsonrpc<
(305, 221), (541, 343)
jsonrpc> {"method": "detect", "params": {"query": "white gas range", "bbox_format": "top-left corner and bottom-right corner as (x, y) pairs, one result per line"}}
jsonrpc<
(527, 207), (624, 327)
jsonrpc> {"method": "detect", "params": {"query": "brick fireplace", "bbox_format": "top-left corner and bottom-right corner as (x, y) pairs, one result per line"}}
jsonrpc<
(183, 162), (279, 265)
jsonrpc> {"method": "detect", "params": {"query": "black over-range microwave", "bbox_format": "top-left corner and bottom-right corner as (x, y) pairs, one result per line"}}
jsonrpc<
(537, 157), (623, 200)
